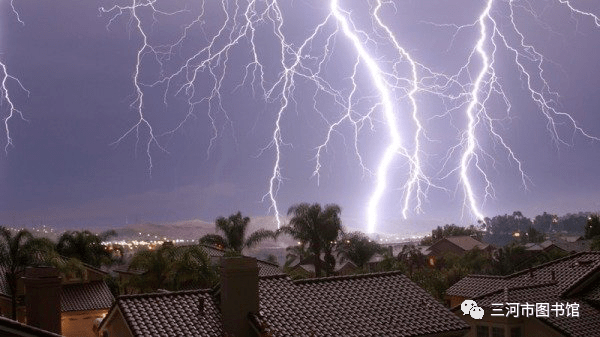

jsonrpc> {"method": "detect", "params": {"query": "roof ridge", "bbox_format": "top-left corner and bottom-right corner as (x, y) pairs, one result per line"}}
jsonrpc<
(293, 270), (405, 284)
(472, 280), (558, 301)
(464, 274), (507, 279)
(259, 273), (289, 280)
(506, 251), (598, 278)
(561, 260), (600, 298)
(116, 288), (212, 300)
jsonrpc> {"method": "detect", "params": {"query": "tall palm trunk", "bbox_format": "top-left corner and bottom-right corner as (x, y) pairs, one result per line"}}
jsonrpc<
(312, 243), (321, 277)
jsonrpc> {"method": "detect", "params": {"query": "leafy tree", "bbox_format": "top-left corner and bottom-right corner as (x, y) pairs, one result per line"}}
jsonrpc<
(585, 214), (600, 239)
(57, 230), (117, 267)
(0, 228), (56, 319)
(336, 232), (384, 269)
(420, 224), (481, 245)
(519, 226), (545, 244)
(278, 203), (343, 277)
(199, 211), (276, 254)
(591, 237), (600, 251)
(558, 213), (589, 234)
(490, 243), (528, 275)
(533, 212), (555, 232)
(397, 244), (426, 277)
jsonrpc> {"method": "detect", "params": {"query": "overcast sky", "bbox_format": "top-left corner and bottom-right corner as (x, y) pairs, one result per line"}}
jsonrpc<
(0, 0), (599, 234)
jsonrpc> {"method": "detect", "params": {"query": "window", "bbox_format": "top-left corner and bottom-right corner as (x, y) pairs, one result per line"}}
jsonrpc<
(477, 325), (489, 337)
(492, 327), (505, 337)
(511, 327), (522, 337)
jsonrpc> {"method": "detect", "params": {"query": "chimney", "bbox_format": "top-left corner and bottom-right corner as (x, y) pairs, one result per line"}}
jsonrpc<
(22, 267), (62, 334)
(220, 257), (259, 337)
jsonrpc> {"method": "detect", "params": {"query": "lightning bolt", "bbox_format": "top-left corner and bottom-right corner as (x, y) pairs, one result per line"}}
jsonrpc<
(1, 1), (29, 153)
(101, 0), (599, 232)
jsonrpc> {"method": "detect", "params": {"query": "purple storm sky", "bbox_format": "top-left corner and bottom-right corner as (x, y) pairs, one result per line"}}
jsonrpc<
(0, 0), (599, 234)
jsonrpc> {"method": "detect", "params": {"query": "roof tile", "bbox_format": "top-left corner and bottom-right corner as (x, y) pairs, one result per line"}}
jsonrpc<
(61, 281), (114, 312)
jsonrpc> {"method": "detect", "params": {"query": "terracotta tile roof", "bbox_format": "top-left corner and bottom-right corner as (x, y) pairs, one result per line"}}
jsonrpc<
(447, 252), (600, 298)
(444, 236), (489, 251)
(0, 316), (63, 337)
(104, 271), (468, 337)
(472, 282), (600, 337)
(448, 252), (600, 337)
(256, 260), (284, 277)
(61, 281), (114, 312)
(116, 289), (224, 337)
(540, 239), (591, 253)
(255, 271), (469, 336)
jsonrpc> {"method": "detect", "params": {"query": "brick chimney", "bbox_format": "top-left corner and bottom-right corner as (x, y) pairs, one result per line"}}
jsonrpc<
(220, 257), (259, 337)
(22, 267), (62, 334)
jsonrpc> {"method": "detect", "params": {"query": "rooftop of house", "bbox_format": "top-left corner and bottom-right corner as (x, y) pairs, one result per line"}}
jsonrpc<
(440, 236), (490, 251)
(107, 289), (224, 337)
(0, 316), (64, 337)
(255, 271), (469, 336)
(447, 252), (600, 298)
(61, 280), (114, 312)
(103, 271), (469, 337)
(447, 252), (600, 336)
(0, 259), (113, 313)
(539, 239), (591, 253)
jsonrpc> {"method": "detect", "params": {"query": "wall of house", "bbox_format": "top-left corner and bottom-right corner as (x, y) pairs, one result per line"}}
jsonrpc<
(447, 296), (467, 308)
(61, 309), (107, 337)
(0, 296), (12, 318)
(100, 309), (133, 337)
(461, 313), (563, 337)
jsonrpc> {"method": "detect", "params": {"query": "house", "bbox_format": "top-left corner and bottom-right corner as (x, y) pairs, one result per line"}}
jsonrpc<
(287, 254), (360, 278)
(428, 236), (492, 258)
(539, 239), (591, 255)
(99, 256), (470, 337)
(0, 261), (114, 337)
(446, 252), (600, 336)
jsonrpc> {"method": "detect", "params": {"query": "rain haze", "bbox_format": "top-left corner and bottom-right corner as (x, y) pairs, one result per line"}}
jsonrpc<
(1, 0), (599, 235)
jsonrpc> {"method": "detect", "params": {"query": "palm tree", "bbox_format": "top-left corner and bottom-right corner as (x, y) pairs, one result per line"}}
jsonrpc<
(56, 230), (117, 267)
(126, 242), (217, 293)
(278, 203), (343, 277)
(127, 242), (177, 292)
(172, 245), (217, 290)
(199, 212), (276, 254)
(0, 227), (55, 319)
(336, 232), (383, 269)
